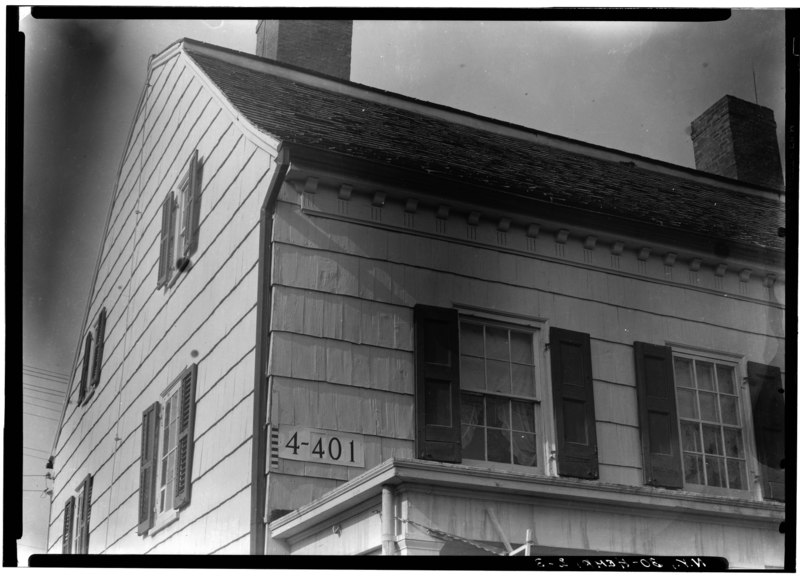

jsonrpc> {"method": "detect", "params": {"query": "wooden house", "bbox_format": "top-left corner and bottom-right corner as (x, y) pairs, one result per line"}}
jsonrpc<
(48, 21), (787, 567)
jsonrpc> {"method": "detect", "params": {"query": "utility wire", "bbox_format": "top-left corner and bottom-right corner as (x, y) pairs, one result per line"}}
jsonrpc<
(23, 364), (70, 379)
(23, 412), (58, 422)
(23, 446), (50, 454)
(22, 372), (69, 385)
(24, 393), (64, 405)
(23, 401), (62, 413)
(23, 386), (64, 397)
(22, 382), (67, 394)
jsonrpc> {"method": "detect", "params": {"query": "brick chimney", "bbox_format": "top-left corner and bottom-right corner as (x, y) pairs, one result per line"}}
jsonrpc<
(256, 20), (353, 80)
(690, 95), (784, 190)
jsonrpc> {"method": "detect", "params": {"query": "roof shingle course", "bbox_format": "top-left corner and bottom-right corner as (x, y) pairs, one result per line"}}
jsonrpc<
(186, 47), (784, 253)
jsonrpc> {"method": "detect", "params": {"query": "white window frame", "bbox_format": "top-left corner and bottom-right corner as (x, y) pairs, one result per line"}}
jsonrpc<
(670, 345), (757, 499)
(164, 172), (194, 287)
(456, 309), (555, 476)
(149, 376), (184, 534)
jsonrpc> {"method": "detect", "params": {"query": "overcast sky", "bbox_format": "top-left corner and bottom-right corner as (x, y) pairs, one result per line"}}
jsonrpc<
(21, 10), (786, 387)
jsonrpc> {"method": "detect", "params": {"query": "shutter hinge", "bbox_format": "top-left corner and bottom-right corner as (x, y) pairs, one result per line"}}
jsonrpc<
(544, 342), (551, 351)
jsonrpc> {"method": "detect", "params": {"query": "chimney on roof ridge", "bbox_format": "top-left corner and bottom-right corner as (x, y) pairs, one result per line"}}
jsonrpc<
(690, 95), (784, 190)
(256, 20), (353, 80)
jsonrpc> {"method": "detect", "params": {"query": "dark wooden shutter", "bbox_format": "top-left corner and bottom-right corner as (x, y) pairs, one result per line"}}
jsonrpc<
(62, 497), (75, 554)
(414, 305), (461, 463)
(157, 192), (174, 287)
(174, 364), (197, 509)
(79, 474), (93, 553)
(138, 402), (160, 534)
(747, 362), (785, 501)
(634, 342), (683, 489)
(185, 150), (202, 256)
(91, 309), (106, 387)
(549, 327), (598, 479)
(78, 333), (92, 405)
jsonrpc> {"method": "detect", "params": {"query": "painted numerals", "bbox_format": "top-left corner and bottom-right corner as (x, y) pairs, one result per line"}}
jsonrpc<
(278, 426), (365, 467)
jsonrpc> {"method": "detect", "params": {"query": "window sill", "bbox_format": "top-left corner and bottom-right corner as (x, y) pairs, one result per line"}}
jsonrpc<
(149, 509), (179, 537)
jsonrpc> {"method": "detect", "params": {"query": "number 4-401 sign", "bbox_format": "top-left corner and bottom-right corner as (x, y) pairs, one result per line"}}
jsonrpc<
(278, 426), (365, 467)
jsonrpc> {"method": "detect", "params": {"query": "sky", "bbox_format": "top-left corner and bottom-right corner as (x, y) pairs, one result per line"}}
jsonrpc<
(17, 9), (786, 562)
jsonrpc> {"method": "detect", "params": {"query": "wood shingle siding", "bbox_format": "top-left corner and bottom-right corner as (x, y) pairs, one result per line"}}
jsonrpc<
(49, 48), (280, 554)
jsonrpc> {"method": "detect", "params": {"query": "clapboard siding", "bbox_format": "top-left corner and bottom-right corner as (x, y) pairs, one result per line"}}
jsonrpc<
(273, 240), (783, 362)
(267, 183), (783, 505)
(290, 502), (381, 555)
(49, 49), (278, 554)
(210, 532), (251, 555)
(271, 376), (414, 440)
(276, 195), (782, 337)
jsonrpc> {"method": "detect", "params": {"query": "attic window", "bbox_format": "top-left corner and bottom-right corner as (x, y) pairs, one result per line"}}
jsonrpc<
(157, 151), (202, 288)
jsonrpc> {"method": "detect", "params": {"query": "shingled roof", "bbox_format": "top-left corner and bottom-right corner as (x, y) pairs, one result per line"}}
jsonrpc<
(184, 41), (785, 255)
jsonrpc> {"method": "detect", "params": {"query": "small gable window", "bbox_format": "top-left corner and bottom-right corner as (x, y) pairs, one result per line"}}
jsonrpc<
(77, 308), (106, 406)
(157, 151), (202, 288)
(138, 364), (198, 536)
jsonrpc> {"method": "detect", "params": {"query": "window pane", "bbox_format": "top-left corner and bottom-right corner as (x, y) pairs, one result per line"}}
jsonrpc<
(511, 363), (535, 398)
(486, 359), (511, 394)
(487, 428), (511, 463)
(684, 453), (703, 484)
(462, 425), (485, 460)
(723, 428), (744, 458)
(512, 431), (537, 466)
(726, 459), (747, 490)
(681, 421), (701, 452)
(485, 327), (510, 360)
(486, 396), (510, 428)
(511, 400), (535, 432)
(461, 393), (484, 425)
(696, 361), (714, 391)
(705, 456), (725, 487)
(674, 357), (694, 388)
(677, 388), (697, 419)
(698, 391), (718, 422)
(461, 323), (484, 357)
(702, 424), (723, 455)
(719, 395), (739, 425)
(510, 331), (532, 364)
(563, 400), (587, 444)
(424, 380), (452, 427)
(461, 355), (486, 392)
(716, 365), (736, 394)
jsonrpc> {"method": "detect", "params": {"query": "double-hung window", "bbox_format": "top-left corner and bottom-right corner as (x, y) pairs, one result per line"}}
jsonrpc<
(673, 354), (747, 491)
(459, 319), (539, 467)
(414, 304), (599, 479)
(635, 341), (784, 501)
(157, 151), (202, 288)
(138, 364), (197, 536)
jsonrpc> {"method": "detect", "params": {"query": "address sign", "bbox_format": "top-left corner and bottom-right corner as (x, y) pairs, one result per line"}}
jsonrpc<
(278, 426), (365, 467)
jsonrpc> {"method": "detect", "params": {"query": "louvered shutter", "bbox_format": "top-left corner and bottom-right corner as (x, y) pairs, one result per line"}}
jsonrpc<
(157, 192), (175, 287)
(79, 475), (93, 553)
(91, 309), (106, 387)
(137, 402), (160, 534)
(549, 327), (598, 479)
(414, 305), (461, 463)
(174, 364), (197, 509)
(62, 497), (75, 554)
(634, 342), (683, 489)
(747, 362), (785, 501)
(185, 150), (202, 256)
(78, 333), (92, 405)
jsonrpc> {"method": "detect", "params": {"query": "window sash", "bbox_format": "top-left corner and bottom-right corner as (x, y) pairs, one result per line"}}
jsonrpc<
(673, 355), (748, 491)
(458, 318), (541, 469)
